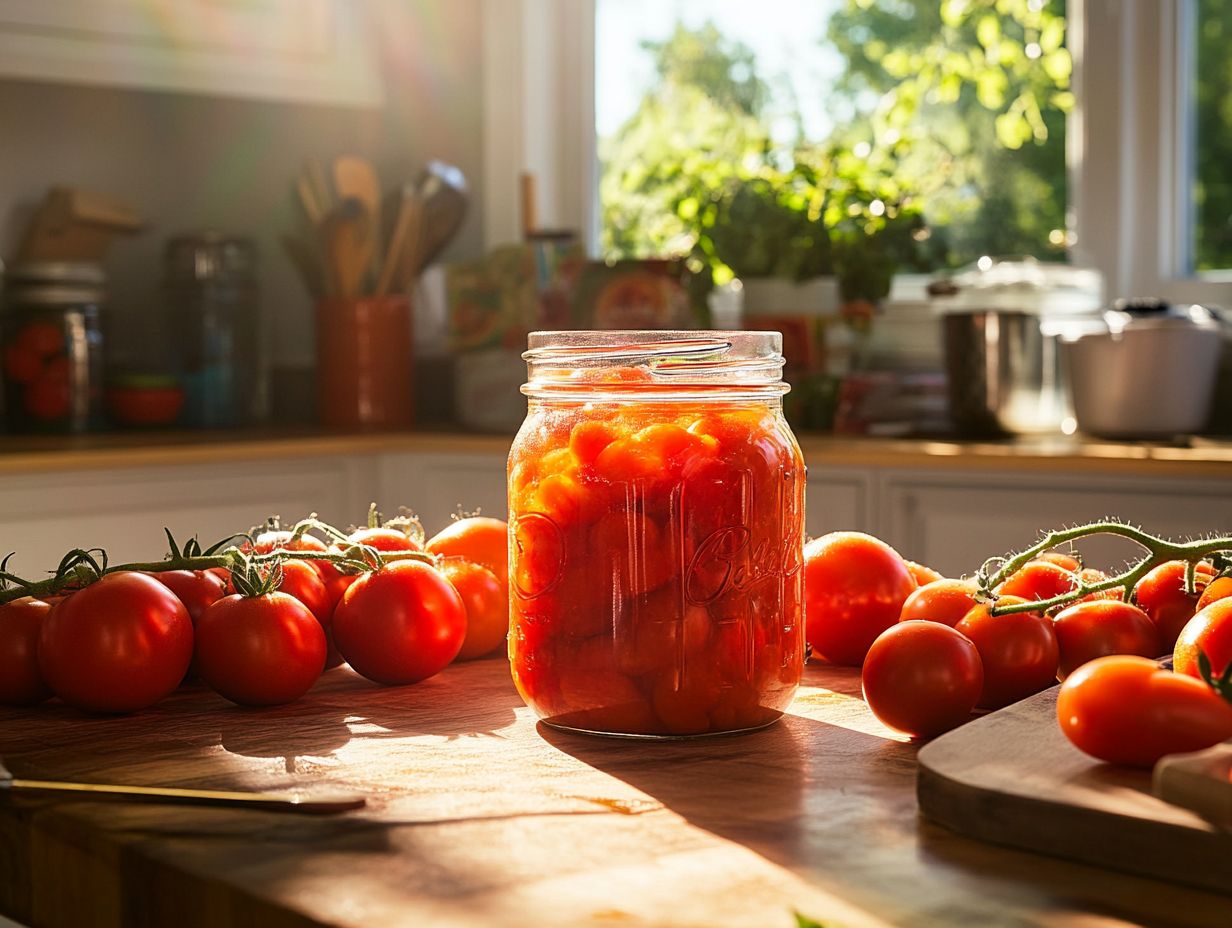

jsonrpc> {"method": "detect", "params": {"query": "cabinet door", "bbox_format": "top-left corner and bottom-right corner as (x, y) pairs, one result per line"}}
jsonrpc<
(0, 456), (371, 577)
(881, 471), (1232, 579)
(805, 468), (874, 537)
(376, 451), (509, 535)
(0, 0), (381, 106)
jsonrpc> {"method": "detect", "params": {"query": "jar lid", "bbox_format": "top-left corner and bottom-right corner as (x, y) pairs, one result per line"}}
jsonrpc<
(5, 261), (105, 306)
(164, 232), (257, 282)
(7, 261), (105, 286)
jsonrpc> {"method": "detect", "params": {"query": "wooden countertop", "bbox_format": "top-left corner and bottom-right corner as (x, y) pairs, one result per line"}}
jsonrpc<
(1, 427), (1231, 478)
(0, 659), (1226, 928)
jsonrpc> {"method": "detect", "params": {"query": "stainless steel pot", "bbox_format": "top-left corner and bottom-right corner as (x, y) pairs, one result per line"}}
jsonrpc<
(942, 310), (1074, 436)
(931, 258), (1105, 437)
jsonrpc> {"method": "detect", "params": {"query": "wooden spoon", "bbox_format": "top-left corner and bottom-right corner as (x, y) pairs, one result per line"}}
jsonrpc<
(375, 186), (423, 297)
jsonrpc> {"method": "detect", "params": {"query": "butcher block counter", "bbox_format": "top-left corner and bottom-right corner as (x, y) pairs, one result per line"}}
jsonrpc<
(0, 658), (1227, 928)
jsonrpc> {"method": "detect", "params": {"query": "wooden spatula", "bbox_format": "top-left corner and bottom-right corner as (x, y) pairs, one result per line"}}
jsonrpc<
(323, 197), (375, 299)
(375, 186), (423, 297)
(0, 758), (365, 815)
(333, 155), (382, 276)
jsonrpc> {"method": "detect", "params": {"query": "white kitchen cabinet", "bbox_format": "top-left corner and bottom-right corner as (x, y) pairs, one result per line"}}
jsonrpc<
(376, 450), (510, 534)
(805, 467), (873, 537)
(0, 454), (374, 577)
(0, 0), (382, 107)
(1, 441), (1228, 582)
(880, 470), (1232, 578)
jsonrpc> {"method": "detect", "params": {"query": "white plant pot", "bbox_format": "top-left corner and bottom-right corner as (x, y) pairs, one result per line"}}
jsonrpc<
(740, 277), (839, 317)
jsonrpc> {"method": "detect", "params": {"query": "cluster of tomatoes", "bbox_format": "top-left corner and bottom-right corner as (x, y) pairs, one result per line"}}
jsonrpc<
(2, 320), (75, 421)
(803, 531), (1232, 766)
(0, 513), (510, 714)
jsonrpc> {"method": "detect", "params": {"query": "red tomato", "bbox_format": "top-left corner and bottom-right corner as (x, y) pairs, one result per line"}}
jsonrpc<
(1195, 574), (1232, 612)
(346, 526), (423, 552)
(16, 321), (64, 356)
(899, 579), (979, 627)
(427, 517), (509, 584)
(24, 368), (71, 420)
(904, 560), (944, 587)
(1036, 551), (1082, 573)
(955, 597), (1059, 709)
(1052, 600), (1161, 680)
(438, 557), (508, 661)
(1133, 560), (1216, 649)
(332, 560), (467, 685)
(996, 560), (1076, 604)
(803, 532), (916, 666)
(568, 420), (619, 466)
(3, 344), (42, 384)
(1057, 655), (1232, 767)
(0, 597), (54, 706)
(195, 593), (325, 706)
(1174, 599), (1232, 680)
(275, 559), (333, 628)
(861, 622), (984, 738)
(39, 572), (193, 713)
(153, 569), (227, 622)
(1071, 567), (1123, 604)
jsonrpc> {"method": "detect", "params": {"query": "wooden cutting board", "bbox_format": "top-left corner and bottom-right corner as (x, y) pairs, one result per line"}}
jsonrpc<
(916, 684), (1232, 894)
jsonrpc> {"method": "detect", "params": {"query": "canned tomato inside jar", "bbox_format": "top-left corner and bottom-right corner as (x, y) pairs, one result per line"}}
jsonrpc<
(507, 331), (806, 737)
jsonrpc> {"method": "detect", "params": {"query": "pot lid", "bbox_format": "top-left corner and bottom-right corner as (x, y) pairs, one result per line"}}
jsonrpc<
(1104, 299), (1221, 334)
(928, 256), (1104, 316)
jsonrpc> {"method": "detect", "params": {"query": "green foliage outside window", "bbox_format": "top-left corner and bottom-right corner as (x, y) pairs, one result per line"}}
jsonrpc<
(599, 0), (1073, 301)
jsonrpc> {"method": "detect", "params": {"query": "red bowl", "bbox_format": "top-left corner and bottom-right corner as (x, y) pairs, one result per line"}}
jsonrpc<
(107, 384), (185, 427)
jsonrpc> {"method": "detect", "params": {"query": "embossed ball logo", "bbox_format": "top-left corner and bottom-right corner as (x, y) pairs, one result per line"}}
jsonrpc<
(511, 511), (566, 600)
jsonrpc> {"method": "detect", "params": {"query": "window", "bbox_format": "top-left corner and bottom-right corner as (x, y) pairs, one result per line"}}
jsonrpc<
(594, 0), (1071, 296)
(481, 0), (1232, 308)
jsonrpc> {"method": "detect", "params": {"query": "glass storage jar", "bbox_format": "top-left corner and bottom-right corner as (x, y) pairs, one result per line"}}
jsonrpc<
(163, 233), (262, 428)
(1, 261), (105, 434)
(508, 330), (806, 737)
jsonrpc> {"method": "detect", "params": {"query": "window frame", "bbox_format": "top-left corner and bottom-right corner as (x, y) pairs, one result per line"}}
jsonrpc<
(482, 0), (1232, 308)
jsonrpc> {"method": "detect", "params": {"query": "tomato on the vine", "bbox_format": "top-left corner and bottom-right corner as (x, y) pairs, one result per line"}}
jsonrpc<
(1195, 574), (1232, 612)
(1132, 560), (1216, 649)
(904, 560), (944, 587)
(39, 572), (193, 713)
(274, 559), (333, 628)
(427, 517), (509, 584)
(954, 597), (1059, 709)
(252, 530), (328, 556)
(996, 560), (1076, 604)
(898, 579), (979, 628)
(804, 531), (916, 666)
(0, 597), (54, 706)
(1052, 600), (1160, 680)
(861, 621), (983, 738)
(1035, 551), (1082, 573)
(332, 560), (466, 685)
(1173, 599), (1232, 680)
(153, 569), (227, 621)
(1057, 655), (1232, 767)
(195, 592), (325, 706)
(346, 526), (423, 552)
(438, 557), (508, 661)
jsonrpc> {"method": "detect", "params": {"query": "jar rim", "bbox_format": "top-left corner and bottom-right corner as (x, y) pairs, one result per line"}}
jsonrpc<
(522, 330), (789, 401)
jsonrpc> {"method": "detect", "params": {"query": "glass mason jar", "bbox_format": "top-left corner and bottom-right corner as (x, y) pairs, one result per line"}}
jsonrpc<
(163, 233), (262, 428)
(1, 261), (105, 434)
(508, 331), (806, 738)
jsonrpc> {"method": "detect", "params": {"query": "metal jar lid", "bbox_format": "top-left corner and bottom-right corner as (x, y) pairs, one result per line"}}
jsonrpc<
(4, 261), (106, 306)
(164, 233), (257, 283)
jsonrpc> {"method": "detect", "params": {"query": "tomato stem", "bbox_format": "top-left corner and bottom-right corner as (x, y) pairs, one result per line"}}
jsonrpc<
(0, 512), (438, 606)
(980, 521), (1232, 617)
